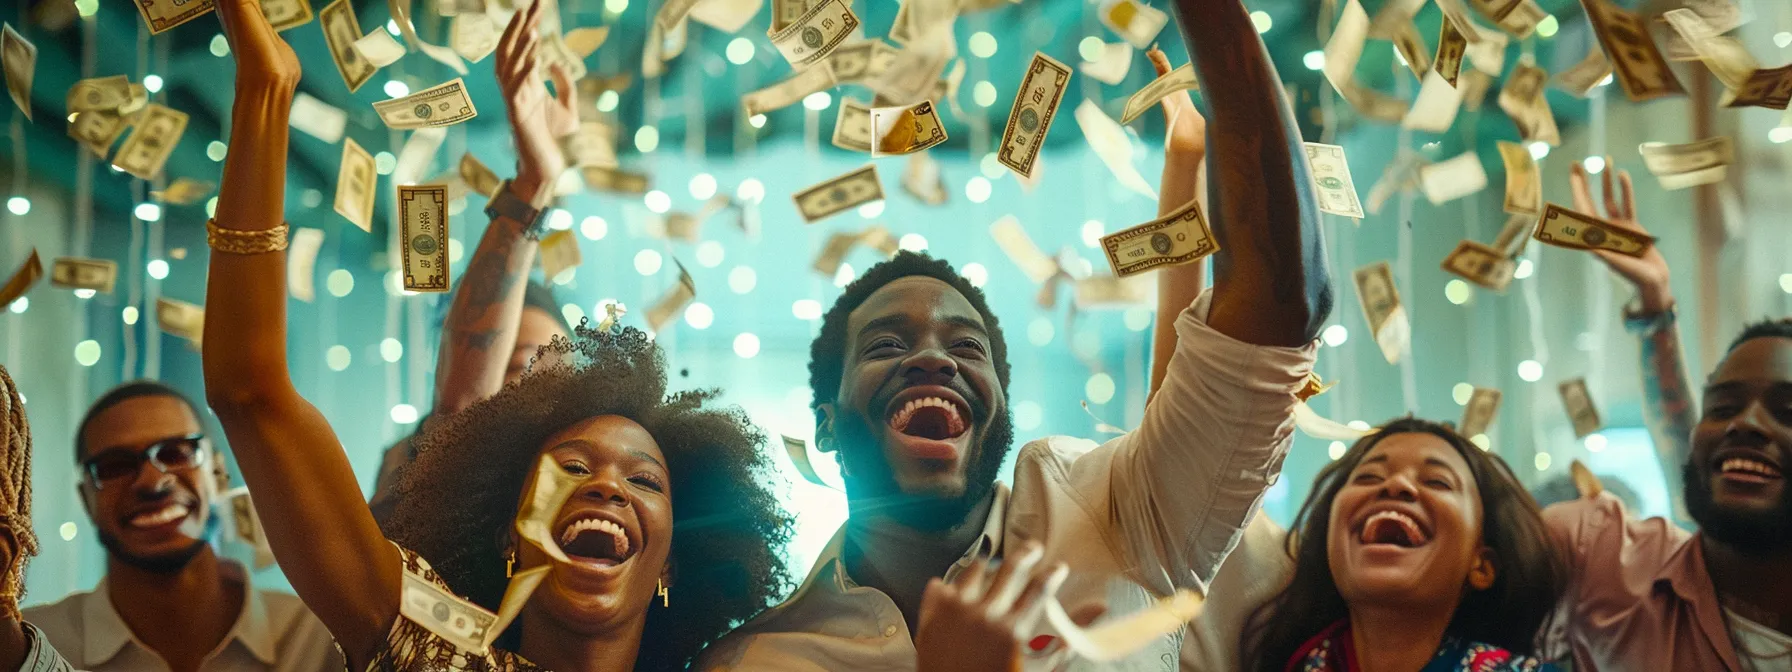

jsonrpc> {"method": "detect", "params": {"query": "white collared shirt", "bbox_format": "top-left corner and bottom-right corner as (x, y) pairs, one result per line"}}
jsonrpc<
(17, 622), (76, 672)
(23, 562), (341, 672)
(699, 289), (1316, 672)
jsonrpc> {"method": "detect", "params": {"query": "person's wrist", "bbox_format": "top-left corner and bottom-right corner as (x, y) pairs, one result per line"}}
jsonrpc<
(508, 172), (553, 209)
(1637, 282), (1674, 314)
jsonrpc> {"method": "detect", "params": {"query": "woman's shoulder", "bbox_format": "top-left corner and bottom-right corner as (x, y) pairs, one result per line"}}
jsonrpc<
(359, 545), (545, 672)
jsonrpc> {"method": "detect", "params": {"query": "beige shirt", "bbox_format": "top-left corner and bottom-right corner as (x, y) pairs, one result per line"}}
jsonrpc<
(23, 563), (341, 672)
(698, 290), (1317, 672)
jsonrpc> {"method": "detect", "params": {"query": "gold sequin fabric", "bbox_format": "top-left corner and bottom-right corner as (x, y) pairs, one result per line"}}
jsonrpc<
(357, 546), (544, 672)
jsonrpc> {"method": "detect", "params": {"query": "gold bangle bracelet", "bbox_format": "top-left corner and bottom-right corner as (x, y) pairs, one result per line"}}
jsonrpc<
(205, 219), (289, 255)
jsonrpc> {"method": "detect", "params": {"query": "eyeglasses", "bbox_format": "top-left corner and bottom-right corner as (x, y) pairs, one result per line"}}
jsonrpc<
(81, 434), (209, 490)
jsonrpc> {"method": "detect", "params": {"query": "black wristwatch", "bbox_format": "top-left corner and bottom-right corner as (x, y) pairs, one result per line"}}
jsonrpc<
(484, 179), (551, 241)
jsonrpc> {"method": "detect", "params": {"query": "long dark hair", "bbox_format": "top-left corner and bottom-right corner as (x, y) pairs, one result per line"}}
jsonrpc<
(1243, 418), (1565, 670)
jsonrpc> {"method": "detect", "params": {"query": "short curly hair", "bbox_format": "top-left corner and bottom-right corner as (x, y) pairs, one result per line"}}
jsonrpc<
(385, 325), (794, 671)
(1726, 317), (1792, 353)
(810, 251), (1011, 411)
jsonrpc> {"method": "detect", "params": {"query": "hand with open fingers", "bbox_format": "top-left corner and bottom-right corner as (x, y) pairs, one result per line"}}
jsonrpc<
(1147, 48), (1204, 158)
(915, 543), (1069, 672)
(495, 1), (578, 207)
(215, 0), (301, 90)
(1569, 157), (1672, 312)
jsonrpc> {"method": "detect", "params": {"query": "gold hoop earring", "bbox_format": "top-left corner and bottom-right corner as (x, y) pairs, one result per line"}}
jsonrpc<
(505, 549), (516, 578)
(656, 579), (669, 607)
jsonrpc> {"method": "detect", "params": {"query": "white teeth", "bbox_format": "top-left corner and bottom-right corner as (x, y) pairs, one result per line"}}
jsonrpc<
(1360, 510), (1427, 546)
(889, 396), (965, 432)
(1721, 458), (1782, 477)
(130, 504), (189, 528)
(558, 518), (631, 557)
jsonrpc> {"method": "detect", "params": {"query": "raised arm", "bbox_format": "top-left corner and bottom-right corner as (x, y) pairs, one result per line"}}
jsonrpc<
(1174, 0), (1332, 347)
(433, 2), (575, 414)
(1568, 162), (1692, 514)
(1147, 47), (1208, 404)
(199, 0), (399, 663)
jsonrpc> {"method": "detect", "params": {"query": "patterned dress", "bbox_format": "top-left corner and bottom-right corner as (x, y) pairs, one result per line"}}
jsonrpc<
(1287, 620), (1555, 672)
(359, 546), (544, 672)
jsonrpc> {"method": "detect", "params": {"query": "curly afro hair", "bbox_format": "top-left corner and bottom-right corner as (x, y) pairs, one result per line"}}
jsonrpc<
(385, 325), (794, 671)
(810, 250), (1011, 411)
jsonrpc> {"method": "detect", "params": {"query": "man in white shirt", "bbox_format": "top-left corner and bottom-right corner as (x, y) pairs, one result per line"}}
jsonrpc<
(25, 382), (339, 672)
(699, 0), (1331, 668)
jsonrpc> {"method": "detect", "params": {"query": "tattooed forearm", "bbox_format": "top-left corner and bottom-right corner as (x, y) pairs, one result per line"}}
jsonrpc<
(1639, 318), (1695, 485)
(433, 216), (540, 412)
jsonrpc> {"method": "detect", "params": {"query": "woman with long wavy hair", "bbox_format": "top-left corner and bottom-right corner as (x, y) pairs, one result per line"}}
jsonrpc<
(1242, 418), (1566, 672)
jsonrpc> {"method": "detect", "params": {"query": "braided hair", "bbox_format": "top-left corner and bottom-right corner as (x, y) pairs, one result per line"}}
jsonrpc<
(0, 366), (37, 620)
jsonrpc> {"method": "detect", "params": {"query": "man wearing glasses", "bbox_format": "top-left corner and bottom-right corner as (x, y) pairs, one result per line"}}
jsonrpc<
(24, 382), (339, 672)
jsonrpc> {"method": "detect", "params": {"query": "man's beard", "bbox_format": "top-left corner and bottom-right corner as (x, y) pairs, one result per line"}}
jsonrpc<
(1684, 462), (1792, 555)
(835, 407), (1015, 532)
(96, 513), (217, 575)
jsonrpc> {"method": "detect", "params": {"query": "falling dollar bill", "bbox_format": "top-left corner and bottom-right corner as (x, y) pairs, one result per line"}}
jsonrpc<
(827, 41), (878, 83)
(831, 98), (873, 152)
(335, 138), (377, 232)
(353, 30), (408, 68)
(1044, 589), (1204, 663)
(156, 297), (205, 343)
(1419, 151), (1488, 205)
(1324, 0), (1406, 123)
(1638, 137), (1731, 190)
(1725, 65), (1792, 111)
(152, 178), (215, 205)
(1491, 213), (1533, 258)
(458, 153), (502, 198)
(1390, 20), (1431, 80)
(539, 229), (582, 282)
(867, 32), (951, 106)
(1460, 69), (1494, 111)
(400, 570), (497, 655)
(286, 228), (324, 302)
(1304, 143), (1365, 219)
(644, 260), (695, 333)
(374, 78), (478, 129)
(448, 12), (500, 63)
(1440, 240), (1515, 292)
(1100, 199), (1218, 278)
(1553, 47), (1612, 98)
(901, 151), (947, 205)
(69, 110), (130, 158)
(793, 165), (883, 223)
(1497, 62), (1547, 135)
(581, 166), (650, 194)
(133, 0), (217, 33)
(399, 185), (450, 292)
(1458, 387), (1502, 438)
(1353, 262), (1408, 365)
(387, 0), (468, 74)
(1581, 0), (1683, 102)
(743, 63), (837, 117)
(50, 257), (116, 294)
(1558, 378), (1603, 439)
(1079, 41), (1134, 85)
(1366, 151), (1428, 215)
(262, 0), (314, 30)
(766, 0), (858, 68)
(812, 225), (897, 276)
(291, 92), (348, 144)
(1097, 0), (1167, 49)
(1075, 100), (1157, 200)
(113, 104), (188, 180)
(990, 215), (1059, 283)
(998, 52), (1070, 179)
(1119, 62), (1197, 124)
(870, 100), (947, 157)
(1660, 9), (1757, 92)
(0, 251), (40, 309)
(1401, 70), (1464, 133)
(1434, 18), (1466, 86)
(1570, 460), (1604, 499)
(1463, 25), (1509, 76)
(67, 75), (132, 113)
(1, 24), (34, 122)
(393, 127), (447, 186)
(562, 120), (619, 169)
(771, 0), (806, 32)
(1532, 203), (1656, 257)
(781, 435), (832, 487)
(320, 0), (376, 92)
(1435, 0), (1488, 44)
(1468, 0), (1545, 39)
(1495, 140), (1540, 217)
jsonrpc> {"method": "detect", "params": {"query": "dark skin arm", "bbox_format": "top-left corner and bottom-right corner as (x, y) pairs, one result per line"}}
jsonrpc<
(1171, 0), (1332, 347)
(199, 0), (399, 665)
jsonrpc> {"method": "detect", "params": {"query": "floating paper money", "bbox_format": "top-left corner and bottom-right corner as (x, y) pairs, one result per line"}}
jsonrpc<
(1097, 0), (1167, 49)
(220, 492), (275, 569)
(1367, 151), (1428, 215)
(581, 166), (650, 194)
(321, 0), (376, 92)
(1469, 0), (1544, 39)
(133, 0), (216, 33)
(1638, 137), (1731, 190)
(689, 0), (762, 33)
(644, 260), (695, 333)
(286, 228), (324, 302)
(388, 0), (468, 74)
(292, 92), (348, 143)
(562, 26), (610, 59)
(458, 153), (502, 198)
(812, 225), (897, 276)
(66, 75), (131, 113)
(1460, 70), (1494, 111)
(1100, 198), (1217, 278)
(516, 452), (587, 566)
(1401, 70), (1464, 132)
(1391, 20), (1431, 80)
(1435, 0), (1488, 44)
(538, 229), (582, 282)
(537, 30), (589, 82)
(1353, 261), (1408, 365)
(1660, 9), (1757, 92)
(263, 0), (314, 31)
(1440, 240), (1514, 292)
(393, 127), (448, 186)
(1044, 590), (1203, 662)
(1322, 0), (1405, 123)
(70, 110), (130, 158)
(562, 120), (620, 169)
(1119, 62), (1197, 124)
(1293, 402), (1373, 442)
(50, 257), (117, 294)
(660, 195), (734, 241)
(832, 98), (873, 153)
(1366, 0), (1425, 38)
(1532, 203), (1655, 258)
(1495, 140), (1540, 216)
(1463, 25), (1509, 76)
(998, 52), (1070, 179)
(1726, 65), (1792, 111)
(780, 435), (833, 487)
(1, 24), (34, 122)
(335, 138), (377, 232)
(400, 571), (497, 655)
(1570, 460), (1604, 499)
(1491, 213), (1533, 258)
(793, 165), (883, 223)
(113, 104), (188, 180)
(767, 0), (858, 68)
(399, 185), (450, 292)
(827, 41), (877, 83)
(1661, 0), (1745, 62)
(1553, 47), (1611, 98)
(451, 13), (501, 63)
(156, 297), (205, 343)
(771, 0), (805, 32)
(901, 152), (947, 205)
(870, 100), (947, 157)
(0, 251), (40, 309)
(1305, 143), (1365, 219)
(989, 215), (1058, 283)
(1079, 42), (1134, 85)
(374, 78), (478, 129)
(353, 29), (408, 68)
(743, 63), (837, 117)
(1419, 151), (1488, 205)
(868, 32), (952, 106)
(152, 178), (216, 206)
(1581, 0), (1683, 102)
(1458, 387), (1501, 438)
(1075, 100), (1157, 200)
(1558, 378), (1603, 438)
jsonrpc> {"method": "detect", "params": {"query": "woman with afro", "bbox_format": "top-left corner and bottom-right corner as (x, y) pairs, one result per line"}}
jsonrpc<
(196, 1), (791, 670)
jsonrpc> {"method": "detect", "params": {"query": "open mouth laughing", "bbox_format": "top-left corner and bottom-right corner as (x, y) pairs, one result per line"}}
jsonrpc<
(555, 512), (640, 569)
(1713, 449), (1784, 487)
(1352, 506), (1433, 549)
(123, 501), (194, 532)
(884, 386), (973, 461)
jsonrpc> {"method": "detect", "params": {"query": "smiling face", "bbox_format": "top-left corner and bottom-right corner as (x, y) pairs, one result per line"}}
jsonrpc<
(822, 276), (1011, 529)
(78, 395), (218, 574)
(1685, 336), (1792, 553)
(1326, 433), (1494, 613)
(516, 415), (673, 634)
